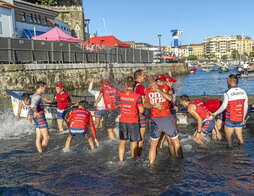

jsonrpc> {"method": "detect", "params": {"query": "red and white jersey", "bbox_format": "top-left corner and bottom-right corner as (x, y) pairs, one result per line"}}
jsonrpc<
(145, 84), (171, 118)
(214, 86), (248, 121)
(67, 108), (97, 139)
(119, 90), (143, 123)
(56, 91), (71, 110)
(190, 100), (212, 121)
(100, 85), (118, 110)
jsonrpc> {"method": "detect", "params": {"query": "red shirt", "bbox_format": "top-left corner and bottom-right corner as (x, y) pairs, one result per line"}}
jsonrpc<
(145, 84), (171, 118)
(56, 92), (71, 110)
(119, 90), (143, 123)
(67, 108), (97, 139)
(100, 85), (118, 110)
(134, 81), (145, 96)
(190, 101), (211, 121)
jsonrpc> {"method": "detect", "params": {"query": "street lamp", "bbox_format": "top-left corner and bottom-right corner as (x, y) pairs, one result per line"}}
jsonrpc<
(158, 34), (162, 62)
(84, 19), (90, 43)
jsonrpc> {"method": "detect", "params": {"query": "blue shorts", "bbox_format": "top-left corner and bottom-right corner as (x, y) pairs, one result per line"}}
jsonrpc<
(201, 120), (215, 134)
(69, 128), (88, 136)
(150, 115), (178, 140)
(28, 109), (34, 116)
(119, 122), (141, 142)
(34, 113), (48, 129)
(139, 113), (147, 128)
(225, 120), (244, 128)
(57, 109), (68, 120)
(95, 109), (106, 119)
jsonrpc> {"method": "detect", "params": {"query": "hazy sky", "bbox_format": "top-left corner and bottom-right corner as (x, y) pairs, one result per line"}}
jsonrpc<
(83, 0), (254, 46)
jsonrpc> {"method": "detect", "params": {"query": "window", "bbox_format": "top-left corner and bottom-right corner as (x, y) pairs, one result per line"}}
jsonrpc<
(21, 12), (26, 22)
(64, 27), (66, 31)
(29, 13), (33, 23)
(38, 15), (41, 24)
(44, 16), (48, 25)
(34, 14), (37, 23)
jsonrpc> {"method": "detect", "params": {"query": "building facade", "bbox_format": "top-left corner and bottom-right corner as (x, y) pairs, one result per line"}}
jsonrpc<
(14, 0), (58, 38)
(0, 0), (16, 37)
(204, 35), (252, 59)
(55, 18), (71, 35)
(188, 43), (204, 58)
(52, 6), (85, 40)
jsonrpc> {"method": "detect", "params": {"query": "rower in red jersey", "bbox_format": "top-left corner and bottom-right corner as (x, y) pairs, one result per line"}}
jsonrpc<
(94, 79), (119, 140)
(118, 76), (144, 162)
(133, 69), (147, 155)
(64, 100), (99, 150)
(179, 95), (222, 145)
(144, 75), (183, 165)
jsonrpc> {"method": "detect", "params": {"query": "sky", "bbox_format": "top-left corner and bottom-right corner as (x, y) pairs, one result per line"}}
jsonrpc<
(83, 0), (254, 46)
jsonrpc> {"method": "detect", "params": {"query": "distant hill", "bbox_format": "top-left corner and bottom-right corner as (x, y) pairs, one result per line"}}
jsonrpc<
(23, 0), (82, 6)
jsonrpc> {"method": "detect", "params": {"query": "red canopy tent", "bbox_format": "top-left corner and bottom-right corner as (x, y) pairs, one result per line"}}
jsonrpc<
(32, 27), (81, 43)
(82, 35), (130, 47)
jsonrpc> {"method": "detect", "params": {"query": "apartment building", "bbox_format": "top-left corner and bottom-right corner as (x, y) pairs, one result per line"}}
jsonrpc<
(0, 0), (16, 37)
(189, 43), (204, 58)
(204, 35), (252, 59)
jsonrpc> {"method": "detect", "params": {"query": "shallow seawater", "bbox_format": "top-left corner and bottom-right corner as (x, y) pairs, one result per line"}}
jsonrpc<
(1, 67), (254, 195)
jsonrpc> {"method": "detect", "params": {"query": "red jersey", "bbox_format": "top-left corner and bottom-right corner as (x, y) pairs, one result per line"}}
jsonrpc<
(190, 100), (211, 121)
(134, 81), (145, 96)
(145, 84), (171, 118)
(119, 90), (143, 123)
(56, 92), (71, 110)
(100, 85), (118, 110)
(67, 108), (97, 139)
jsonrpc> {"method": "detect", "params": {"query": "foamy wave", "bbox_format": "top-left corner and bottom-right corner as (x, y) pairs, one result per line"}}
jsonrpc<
(0, 110), (35, 139)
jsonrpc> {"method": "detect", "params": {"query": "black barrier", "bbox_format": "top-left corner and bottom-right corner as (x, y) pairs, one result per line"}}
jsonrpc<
(0, 37), (153, 64)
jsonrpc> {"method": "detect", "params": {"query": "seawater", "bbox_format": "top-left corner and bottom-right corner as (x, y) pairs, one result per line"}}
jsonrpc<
(1, 67), (254, 195)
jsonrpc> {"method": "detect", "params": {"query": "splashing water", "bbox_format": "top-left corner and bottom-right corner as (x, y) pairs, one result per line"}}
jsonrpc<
(0, 109), (35, 139)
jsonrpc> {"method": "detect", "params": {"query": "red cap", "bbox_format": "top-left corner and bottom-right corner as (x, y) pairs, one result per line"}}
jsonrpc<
(155, 75), (166, 81)
(166, 77), (177, 83)
(56, 83), (64, 88)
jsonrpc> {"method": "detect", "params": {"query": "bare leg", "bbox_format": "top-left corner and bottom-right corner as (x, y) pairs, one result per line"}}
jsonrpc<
(149, 139), (159, 165)
(86, 135), (95, 150)
(119, 140), (127, 162)
(107, 128), (115, 140)
(138, 127), (147, 148)
(35, 128), (43, 153)
(130, 141), (138, 160)
(194, 131), (205, 145)
(40, 128), (49, 152)
(170, 137), (183, 159)
(64, 135), (73, 149)
(225, 127), (235, 148)
(157, 132), (166, 149)
(166, 136), (175, 156)
(94, 118), (101, 129)
(57, 119), (64, 131)
(235, 127), (244, 145)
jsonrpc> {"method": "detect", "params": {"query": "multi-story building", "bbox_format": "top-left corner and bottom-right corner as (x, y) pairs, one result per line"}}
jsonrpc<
(189, 43), (204, 58)
(55, 18), (71, 35)
(14, 0), (58, 38)
(204, 35), (252, 59)
(178, 45), (190, 58)
(0, 0), (16, 37)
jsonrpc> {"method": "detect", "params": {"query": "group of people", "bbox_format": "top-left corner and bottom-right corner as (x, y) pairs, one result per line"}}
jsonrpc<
(18, 70), (248, 165)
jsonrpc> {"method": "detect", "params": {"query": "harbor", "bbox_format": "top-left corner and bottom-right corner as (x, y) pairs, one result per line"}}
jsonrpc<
(0, 68), (254, 195)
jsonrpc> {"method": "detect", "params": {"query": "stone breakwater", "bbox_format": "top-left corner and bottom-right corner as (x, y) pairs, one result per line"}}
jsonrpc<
(0, 63), (188, 95)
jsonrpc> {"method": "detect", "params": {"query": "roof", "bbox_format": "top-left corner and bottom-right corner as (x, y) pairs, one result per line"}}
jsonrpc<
(32, 27), (81, 43)
(82, 35), (130, 47)
(0, 0), (16, 9)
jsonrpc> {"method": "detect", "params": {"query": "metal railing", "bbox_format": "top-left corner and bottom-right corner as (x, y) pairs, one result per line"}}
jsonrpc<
(0, 37), (153, 64)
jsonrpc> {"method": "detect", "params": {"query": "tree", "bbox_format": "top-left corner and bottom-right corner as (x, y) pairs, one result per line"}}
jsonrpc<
(221, 55), (228, 60)
(249, 52), (254, 59)
(231, 49), (240, 60)
(186, 55), (198, 61)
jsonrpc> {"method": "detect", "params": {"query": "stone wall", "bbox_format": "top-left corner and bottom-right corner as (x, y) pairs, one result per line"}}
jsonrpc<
(0, 63), (188, 95)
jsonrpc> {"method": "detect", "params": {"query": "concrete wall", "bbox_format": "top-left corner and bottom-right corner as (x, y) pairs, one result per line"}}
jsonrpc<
(0, 63), (188, 94)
